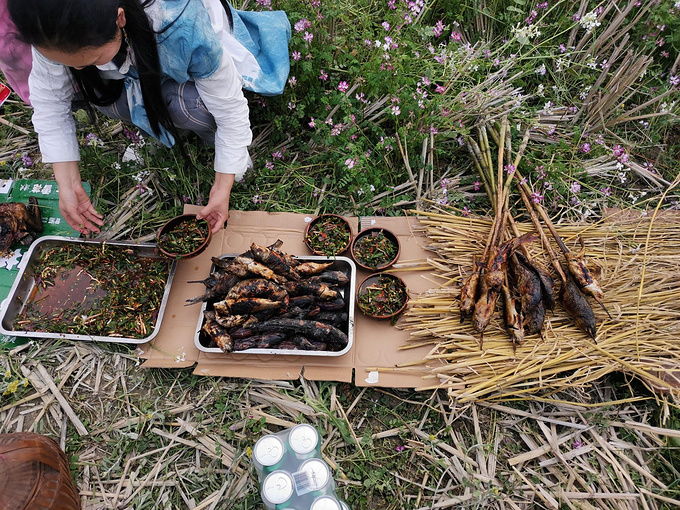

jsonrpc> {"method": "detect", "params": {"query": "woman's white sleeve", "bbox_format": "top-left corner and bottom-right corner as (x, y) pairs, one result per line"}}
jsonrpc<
(28, 49), (80, 163)
(193, 51), (252, 175)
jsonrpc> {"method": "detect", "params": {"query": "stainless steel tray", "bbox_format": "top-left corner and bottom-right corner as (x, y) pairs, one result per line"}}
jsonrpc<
(0, 236), (176, 344)
(194, 254), (355, 356)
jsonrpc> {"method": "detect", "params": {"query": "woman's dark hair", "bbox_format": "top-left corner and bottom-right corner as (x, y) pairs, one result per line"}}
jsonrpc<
(8, 0), (186, 140)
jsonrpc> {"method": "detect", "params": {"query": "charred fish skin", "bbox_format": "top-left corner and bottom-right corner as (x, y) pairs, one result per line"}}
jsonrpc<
(225, 278), (287, 302)
(250, 242), (301, 281)
(524, 300), (546, 336)
(186, 272), (240, 305)
(303, 270), (350, 285)
(230, 297), (287, 315)
(283, 281), (338, 300)
(202, 319), (233, 352)
(232, 318), (348, 348)
(233, 332), (287, 351)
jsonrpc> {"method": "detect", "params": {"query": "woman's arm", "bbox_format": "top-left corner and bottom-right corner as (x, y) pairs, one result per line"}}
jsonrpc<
(193, 51), (252, 233)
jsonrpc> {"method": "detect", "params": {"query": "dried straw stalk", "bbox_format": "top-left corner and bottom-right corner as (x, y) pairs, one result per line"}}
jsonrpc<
(398, 208), (680, 403)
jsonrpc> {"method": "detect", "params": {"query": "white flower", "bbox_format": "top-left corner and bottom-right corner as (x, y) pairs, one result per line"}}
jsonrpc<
(579, 11), (601, 34)
(512, 24), (541, 43)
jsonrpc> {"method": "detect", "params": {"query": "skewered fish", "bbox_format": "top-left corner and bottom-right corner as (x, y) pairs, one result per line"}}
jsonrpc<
(472, 278), (499, 345)
(502, 284), (523, 351)
(459, 268), (481, 323)
(0, 197), (43, 252)
(560, 271), (597, 339)
(511, 253), (542, 318)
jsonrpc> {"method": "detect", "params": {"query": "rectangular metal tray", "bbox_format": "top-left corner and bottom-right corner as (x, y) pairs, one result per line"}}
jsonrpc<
(0, 236), (176, 344)
(194, 254), (355, 356)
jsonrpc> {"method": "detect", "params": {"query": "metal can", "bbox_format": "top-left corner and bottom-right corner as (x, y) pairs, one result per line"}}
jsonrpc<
(309, 495), (342, 510)
(288, 423), (319, 458)
(253, 435), (286, 473)
(262, 470), (295, 509)
(297, 458), (332, 495)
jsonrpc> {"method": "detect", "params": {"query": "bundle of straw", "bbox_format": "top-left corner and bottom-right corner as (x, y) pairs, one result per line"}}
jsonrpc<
(398, 208), (680, 403)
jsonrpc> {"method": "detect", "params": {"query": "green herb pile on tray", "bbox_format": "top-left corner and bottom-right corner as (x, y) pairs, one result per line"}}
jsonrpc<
(14, 243), (171, 339)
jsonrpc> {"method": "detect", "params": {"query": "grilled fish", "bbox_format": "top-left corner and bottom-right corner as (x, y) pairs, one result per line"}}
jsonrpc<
(225, 278), (287, 302)
(295, 261), (335, 276)
(231, 318), (348, 348)
(250, 243), (301, 281)
(0, 197), (43, 253)
(230, 256), (287, 283)
(459, 269), (481, 323)
(230, 297), (287, 315)
(203, 319), (233, 352)
(560, 272), (597, 339)
(283, 281), (338, 300)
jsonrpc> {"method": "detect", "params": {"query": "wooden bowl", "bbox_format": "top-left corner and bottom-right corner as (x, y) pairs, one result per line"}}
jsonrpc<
(350, 227), (400, 271)
(304, 214), (353, 256)
(156, 214), (212, 260)
(356, 272), (409, 319)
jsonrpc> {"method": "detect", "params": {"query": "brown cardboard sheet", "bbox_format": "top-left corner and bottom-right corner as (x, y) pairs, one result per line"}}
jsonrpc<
(141, 207), (441, 388)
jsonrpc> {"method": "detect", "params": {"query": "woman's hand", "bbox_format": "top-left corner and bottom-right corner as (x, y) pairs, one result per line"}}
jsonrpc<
(197, 172), (234, 234)
(53, 161), (104, 235)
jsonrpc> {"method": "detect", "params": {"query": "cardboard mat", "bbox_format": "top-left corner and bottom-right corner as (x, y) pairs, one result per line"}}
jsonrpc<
(140, 207), (442, 388)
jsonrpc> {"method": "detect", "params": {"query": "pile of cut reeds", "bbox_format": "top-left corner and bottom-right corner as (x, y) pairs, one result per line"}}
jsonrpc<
(398, 207), (680, 403)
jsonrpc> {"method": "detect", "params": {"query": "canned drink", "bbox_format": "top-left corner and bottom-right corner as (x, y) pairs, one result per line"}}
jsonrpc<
(262, 470), (295, 509)
(297, 458), (332, 494)
(288, 424), (319, 458)
(253, 435), (286, 473)
(309, 495), (342, 510)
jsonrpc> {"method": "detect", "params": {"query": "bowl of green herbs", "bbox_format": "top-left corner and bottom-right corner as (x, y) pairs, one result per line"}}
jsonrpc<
(356, 272), (409, 319)
(350, 227), (400, 271)
(304, 214), (353, 256)
(156, 214), (212, 260)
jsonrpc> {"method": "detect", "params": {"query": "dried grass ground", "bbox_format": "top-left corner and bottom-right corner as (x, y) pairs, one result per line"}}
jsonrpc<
(2, 337), (680, 509)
